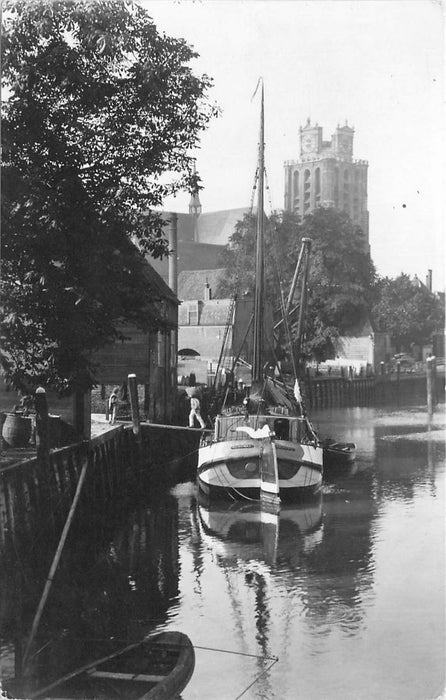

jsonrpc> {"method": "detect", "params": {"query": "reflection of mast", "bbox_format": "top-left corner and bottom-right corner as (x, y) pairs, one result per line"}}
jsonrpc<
(188, 496), (205, 596)
(260, 509), (279, 566)
(197, 497), (325, 696)
(248, 570), (274, 699)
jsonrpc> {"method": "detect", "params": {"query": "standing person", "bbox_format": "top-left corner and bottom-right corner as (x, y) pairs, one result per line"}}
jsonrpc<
(189, 394), (205, 429)
(108, 387), (119, 425)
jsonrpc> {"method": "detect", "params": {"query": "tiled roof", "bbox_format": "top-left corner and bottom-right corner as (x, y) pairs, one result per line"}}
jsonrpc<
(178, 269), (227, 300)
(178, 298), (233, 326)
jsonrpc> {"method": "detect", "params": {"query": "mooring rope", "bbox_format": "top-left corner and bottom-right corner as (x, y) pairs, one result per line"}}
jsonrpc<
(192, 644), (279, 700)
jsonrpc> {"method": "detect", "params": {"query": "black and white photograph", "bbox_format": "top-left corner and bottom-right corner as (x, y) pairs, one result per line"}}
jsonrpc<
(1, 1), (445, 698)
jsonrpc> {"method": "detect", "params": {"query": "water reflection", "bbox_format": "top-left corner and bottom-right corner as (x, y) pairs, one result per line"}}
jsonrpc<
(197, 474), (378, 634)
(1, 403), (444, 700)
(198, 498), (323, 568)
(2, 492), (182, 697)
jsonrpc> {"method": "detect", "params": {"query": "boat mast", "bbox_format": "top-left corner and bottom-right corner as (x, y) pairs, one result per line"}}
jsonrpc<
(294, 238), (312, 376)
(252, 82), (265, 384)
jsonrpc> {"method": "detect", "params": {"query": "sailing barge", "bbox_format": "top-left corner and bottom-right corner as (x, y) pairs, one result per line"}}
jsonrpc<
(197, 84), (323, 504)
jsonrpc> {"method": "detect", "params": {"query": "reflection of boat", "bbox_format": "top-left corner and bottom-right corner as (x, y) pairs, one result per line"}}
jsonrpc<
(198, 496), (323, 567)
(6, 632), (195, 700)
(323, 441), (356, 469)
(197, 84), (323, 503)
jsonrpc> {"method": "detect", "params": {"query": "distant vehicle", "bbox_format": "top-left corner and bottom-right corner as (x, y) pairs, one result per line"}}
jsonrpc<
(392, 353), (416, 367)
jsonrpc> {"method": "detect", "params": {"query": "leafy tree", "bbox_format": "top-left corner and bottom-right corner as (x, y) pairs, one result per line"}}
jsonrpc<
(372, 274), (444, 352)
(217, 207), (376, 363)
(296, 208), (376, 361)
(217, 211), (280, 303)
(1, 0), (217, 393)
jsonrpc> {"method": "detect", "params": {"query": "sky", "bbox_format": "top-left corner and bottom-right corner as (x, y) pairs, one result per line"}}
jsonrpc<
(146, 0), (445, 291)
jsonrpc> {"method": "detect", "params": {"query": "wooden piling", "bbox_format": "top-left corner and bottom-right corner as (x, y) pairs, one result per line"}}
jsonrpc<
(35, 387), (49, 466)
(128, 374), (142, 459)
(427, 356), (436, 416)
(396, 361), (401, 404)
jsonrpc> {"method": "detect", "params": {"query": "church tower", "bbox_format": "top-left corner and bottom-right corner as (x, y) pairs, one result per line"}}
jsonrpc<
(284, 119), (369, 248)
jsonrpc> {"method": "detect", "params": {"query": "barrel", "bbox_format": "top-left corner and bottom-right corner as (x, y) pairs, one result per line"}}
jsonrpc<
(1, 412), (32, 447)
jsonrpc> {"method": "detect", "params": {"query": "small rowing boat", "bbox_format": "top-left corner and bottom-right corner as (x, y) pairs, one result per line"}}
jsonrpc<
(5, 631), (195, 700)
(323, 441), (356, 469)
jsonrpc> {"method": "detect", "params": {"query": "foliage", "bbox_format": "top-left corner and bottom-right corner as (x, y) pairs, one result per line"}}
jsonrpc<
(217, 211), (279, 302)
(1, 0), (217, 392)
(371, 274), (444, 351)
(217, 207), (376, 363)
(296, 208), (376, 361)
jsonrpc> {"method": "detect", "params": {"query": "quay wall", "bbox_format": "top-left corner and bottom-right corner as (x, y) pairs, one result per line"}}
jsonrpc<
(0, 422), (201, 564)
(0, 427), (136, 562)
(303, 372), (444, 410)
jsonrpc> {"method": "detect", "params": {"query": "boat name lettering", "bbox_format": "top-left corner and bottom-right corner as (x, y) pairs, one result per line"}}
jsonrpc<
(230, 444), (255, 449)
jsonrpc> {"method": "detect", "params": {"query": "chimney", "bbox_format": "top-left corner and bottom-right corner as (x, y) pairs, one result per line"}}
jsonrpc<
(426, 269), (432, 293)
(204, 281), (211, 301)
(164, 213), (178, 295)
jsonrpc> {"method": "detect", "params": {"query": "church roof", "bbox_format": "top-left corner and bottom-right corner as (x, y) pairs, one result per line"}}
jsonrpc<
(178, 268), (227, 300)
(197, 207), (250, 245)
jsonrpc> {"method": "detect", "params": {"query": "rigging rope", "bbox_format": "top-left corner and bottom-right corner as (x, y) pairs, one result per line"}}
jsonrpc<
(250, 166), (259, 214)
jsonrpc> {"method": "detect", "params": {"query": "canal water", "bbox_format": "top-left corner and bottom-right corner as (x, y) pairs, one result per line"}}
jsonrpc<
(1, 401), (445, 699)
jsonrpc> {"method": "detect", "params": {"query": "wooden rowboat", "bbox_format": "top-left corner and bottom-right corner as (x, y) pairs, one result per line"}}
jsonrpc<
(323, 441), (356, 469)
(5, 631), (195, 700)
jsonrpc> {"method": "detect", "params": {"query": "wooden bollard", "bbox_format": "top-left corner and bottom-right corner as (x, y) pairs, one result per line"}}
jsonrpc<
(427, 356), (436, 416)
(127, 374), (142, 445)
(35, 387), (49, 465)
(379, 362), (385, 403)
(431, 356), (437, 406)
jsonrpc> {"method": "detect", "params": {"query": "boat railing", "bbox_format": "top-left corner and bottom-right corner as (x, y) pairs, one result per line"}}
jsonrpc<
(214, 414), (308, 443)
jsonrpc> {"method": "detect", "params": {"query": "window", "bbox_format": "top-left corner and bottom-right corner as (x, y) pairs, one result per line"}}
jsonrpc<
(157, 332), (165, 367)
(170, 330), (176, 368)
(187, 301), (198, 325)
(293, 170), (299, 199)
(315, 167), (321, 204)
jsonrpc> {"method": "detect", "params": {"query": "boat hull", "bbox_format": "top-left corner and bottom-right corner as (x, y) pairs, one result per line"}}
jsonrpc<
(197, 438), (323, 502)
